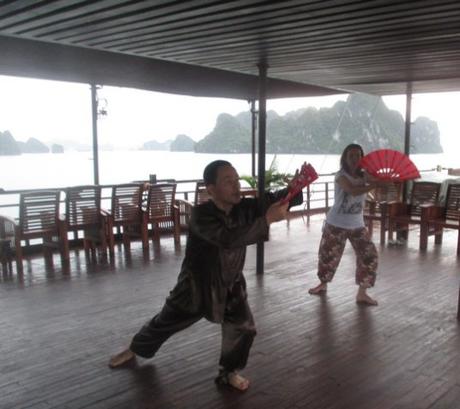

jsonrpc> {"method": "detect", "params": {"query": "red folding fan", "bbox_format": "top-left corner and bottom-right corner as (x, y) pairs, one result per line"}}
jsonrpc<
(358, 149), (420, 181)
(281, 162), (318, 204)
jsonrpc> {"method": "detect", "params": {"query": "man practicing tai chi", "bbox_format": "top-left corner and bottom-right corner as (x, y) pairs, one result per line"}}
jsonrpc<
(109, 160), (303, 391)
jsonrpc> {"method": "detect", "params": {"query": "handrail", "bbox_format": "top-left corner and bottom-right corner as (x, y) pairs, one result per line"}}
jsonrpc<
(0, 168), (444, 216)
(2, 167), (446, 257)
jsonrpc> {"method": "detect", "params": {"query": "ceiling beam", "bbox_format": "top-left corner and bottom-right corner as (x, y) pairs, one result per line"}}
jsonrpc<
(0, 36), (343, 100)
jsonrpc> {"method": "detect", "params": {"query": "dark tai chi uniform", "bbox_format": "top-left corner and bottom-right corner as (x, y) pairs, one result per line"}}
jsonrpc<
(129, 189), (302, 373)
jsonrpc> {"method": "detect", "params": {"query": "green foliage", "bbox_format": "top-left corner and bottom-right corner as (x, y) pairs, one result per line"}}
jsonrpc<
(240, 156), (291, 190)
(239, 175), (257, 189)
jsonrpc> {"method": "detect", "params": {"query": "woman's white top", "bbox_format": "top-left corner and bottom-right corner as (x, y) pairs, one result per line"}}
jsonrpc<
(326, 169), (367, 229)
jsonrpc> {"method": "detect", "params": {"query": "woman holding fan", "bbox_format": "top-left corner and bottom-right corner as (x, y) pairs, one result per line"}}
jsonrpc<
(308, 143), (385, 305)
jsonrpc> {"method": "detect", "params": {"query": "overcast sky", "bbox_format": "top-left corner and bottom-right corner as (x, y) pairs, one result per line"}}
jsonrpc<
(0, 74), (458, 153)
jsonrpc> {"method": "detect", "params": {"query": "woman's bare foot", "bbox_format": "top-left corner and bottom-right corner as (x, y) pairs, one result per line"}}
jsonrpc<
(108, 349), (135, 368)
(308, 282), (327, 295)
(356, 287), (378, 305)
(215, 370), (250, 391)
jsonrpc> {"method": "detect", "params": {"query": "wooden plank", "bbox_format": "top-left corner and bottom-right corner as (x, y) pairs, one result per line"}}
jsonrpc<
(0, 217), (459, 408)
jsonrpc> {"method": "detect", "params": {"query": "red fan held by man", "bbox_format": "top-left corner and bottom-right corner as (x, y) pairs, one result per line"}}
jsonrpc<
(281, 162), (318, 204)
(358, 149), (420, 181)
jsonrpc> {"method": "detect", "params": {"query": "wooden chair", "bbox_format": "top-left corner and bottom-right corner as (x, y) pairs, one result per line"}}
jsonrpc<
(0, 214), (15, 273)
(176, 181), (256, 230)
(364, 183), (402, 244)
(194, 181), (210, 205)
(420, 183), (460, 254)
(175, 181), (210, 231)
(105, 183), (146, 256)
(62, 185), (108, 261)
(387, 181), (441, 243)
(193, 181), (255, 203)
(0, 190), (68, 274)
(143, 183), (180, 244)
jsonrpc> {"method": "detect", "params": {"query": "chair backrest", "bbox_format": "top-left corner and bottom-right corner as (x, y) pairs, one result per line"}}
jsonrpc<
(19, 190), (60, 236)
(444, 183), (460, 220)
(65, 185), (101, 229)
(0, 215), (15, 244)
(366, 183), (403, 213)
(111, 183), (143, 223)
(194, 181), (210, 205)
(375, 183), (403, 203)
(409, 181), (441, 216)
(146, 183), (176, 220)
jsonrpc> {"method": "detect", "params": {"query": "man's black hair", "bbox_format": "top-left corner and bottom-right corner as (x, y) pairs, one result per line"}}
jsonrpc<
(203, 160), (232, 186)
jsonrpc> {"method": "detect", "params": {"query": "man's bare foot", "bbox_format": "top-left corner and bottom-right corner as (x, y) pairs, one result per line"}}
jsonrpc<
(215, 370), (249, 391)
(227, 372), (250, 391)
(356, 293), (378, 306)
(108, 349), (135, 368)
(308, 282), (327, 295)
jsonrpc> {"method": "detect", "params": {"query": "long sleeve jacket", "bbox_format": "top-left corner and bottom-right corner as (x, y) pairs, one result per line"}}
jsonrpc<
(166, 188), (303, 323)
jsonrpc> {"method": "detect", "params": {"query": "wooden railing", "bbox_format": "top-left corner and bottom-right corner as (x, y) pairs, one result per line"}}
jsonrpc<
(1, 168), (447, 256)
(0, 167), (442, 220)
(0, 175), (335, 218)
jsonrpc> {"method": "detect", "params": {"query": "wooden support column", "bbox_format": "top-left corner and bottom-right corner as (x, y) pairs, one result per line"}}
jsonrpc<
(256, 63), (267, 275)
(457, 287), (460, 321)
(250, 99), (257, 178)
(396, 82), (413, 241)
(90, 84), (100, 185)
(403, 82), (412, 203)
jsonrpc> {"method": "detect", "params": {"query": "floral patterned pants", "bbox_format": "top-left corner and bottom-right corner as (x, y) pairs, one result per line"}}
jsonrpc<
(317, 223), (378, 287)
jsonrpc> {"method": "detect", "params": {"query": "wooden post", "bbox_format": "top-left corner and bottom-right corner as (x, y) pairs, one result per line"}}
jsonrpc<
(457, 287), (460, 321)
(403, 82), (412, 203)
(399, 82), (413, 240)
(90, 84), (100, 185)
(250, 100), (257, 178)
(256, 62), (267, 275)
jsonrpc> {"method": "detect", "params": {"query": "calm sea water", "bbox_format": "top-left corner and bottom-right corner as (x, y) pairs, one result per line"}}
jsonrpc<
(1, 150), (452, 190)
(1, 150), (341, 190)
(0, 150), (455, 217)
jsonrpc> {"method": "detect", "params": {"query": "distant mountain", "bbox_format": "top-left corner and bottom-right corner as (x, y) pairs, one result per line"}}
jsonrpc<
(141, 139), (172, 151)
(51, 143), (64, 153)
(2, 92), (443, 156)
(195, 113), (251, 153)
(194, 93), (443, 154)
(0, 132), (53, 155)
(0, 130), (21, 155)
(18, 137), (49, 153)
(410, 116), (443, 153)
(0, 133), (69, 155)
(47, 138), (115, 152)
(170, 134), (195, 151)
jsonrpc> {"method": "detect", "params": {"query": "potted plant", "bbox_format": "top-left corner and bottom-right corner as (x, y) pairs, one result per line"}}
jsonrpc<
(240, 156), (291, 190)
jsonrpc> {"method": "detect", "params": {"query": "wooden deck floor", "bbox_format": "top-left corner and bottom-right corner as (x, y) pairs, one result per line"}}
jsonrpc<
(1, 216), (460, 409)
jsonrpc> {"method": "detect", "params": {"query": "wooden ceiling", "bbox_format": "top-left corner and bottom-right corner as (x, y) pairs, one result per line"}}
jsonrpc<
(1, 0), (459, 98)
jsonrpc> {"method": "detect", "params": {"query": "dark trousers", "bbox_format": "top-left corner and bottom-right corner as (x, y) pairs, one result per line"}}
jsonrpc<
(129, 290), (257, 372)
